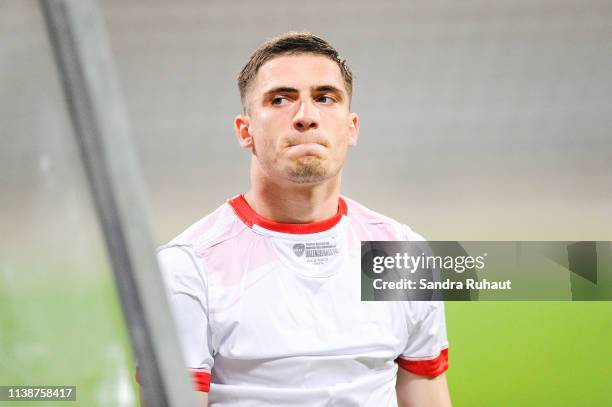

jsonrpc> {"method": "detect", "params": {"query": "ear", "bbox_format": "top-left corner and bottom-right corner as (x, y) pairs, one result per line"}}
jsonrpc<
(347, 112), (359, 146)
(234, 115), (253, 148)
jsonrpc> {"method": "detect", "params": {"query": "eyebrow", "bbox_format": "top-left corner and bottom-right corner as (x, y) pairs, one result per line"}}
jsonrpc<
(263, 87), (299, 98)
(313, 85), (344, 96)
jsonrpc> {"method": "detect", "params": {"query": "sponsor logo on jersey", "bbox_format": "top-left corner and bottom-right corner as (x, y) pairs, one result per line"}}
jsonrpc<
(305, 243), (339, 258)
(293, 243), (305, 257)
(290, 242), (339, 267)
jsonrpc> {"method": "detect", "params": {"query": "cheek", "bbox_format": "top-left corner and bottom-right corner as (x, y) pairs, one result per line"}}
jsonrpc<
(249, 117), (271, 147)
(252, 113), (285, 139)
(327, 118), (352, 146)
(251, 129), (280, 161)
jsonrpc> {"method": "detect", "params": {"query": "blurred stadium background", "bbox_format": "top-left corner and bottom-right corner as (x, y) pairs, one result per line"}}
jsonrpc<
(1, 0), (611, 405)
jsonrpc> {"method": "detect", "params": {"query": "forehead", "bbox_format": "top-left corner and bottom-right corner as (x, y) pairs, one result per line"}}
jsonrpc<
(253, 54), (346, 95)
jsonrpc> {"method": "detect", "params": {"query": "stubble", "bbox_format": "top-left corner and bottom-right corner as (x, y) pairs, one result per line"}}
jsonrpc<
(286, 156), (328, 184)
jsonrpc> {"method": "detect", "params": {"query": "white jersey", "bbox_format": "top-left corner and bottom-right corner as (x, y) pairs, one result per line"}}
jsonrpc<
(158, 195), (448, 406)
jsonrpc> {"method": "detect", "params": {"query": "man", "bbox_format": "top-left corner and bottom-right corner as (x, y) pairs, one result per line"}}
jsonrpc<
(157, 32), (451, 406)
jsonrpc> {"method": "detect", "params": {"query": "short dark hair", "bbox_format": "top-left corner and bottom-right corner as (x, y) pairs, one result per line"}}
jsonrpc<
(238, 32), (353, 111)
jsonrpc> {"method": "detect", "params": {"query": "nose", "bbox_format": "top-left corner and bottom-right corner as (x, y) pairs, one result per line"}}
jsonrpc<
(293, 99), (319, 132)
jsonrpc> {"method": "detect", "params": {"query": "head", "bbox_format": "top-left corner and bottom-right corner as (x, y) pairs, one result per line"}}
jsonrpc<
(234, 32), (359, 186)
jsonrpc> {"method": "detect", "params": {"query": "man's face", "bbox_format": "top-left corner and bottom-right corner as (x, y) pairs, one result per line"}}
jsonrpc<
(235, 54), (359, 185)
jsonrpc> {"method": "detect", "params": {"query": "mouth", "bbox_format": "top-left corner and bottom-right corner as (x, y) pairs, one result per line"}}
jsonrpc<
(286, 136), (328, 149)
(287, 143), (326, 152)
(285, 140), (327, 157)
(288, 142), (325, 148)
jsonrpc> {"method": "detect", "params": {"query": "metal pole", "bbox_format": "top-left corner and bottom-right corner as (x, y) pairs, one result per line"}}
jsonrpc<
(38, 1), (199, 406)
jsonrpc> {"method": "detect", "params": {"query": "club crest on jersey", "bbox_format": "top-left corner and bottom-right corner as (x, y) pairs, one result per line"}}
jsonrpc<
(293, 243), (305, 257)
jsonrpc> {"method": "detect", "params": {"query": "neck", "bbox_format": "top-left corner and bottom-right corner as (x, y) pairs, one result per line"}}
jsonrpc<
(244, 163), (342, 224)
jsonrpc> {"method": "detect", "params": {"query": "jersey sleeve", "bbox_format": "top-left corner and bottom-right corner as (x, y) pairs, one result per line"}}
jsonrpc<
(396, 224), (449, 377)
(397, 301), (449, 377)
(158, 245), (214, 392)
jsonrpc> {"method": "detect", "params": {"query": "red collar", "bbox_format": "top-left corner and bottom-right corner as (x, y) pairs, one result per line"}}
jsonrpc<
(229, 194), (348, 234)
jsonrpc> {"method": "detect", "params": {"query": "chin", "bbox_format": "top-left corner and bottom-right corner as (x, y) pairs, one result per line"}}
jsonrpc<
(285, 157), (330, 184)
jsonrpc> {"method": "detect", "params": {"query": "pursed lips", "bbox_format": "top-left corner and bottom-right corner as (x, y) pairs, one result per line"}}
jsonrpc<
(285, 136), (328, 148)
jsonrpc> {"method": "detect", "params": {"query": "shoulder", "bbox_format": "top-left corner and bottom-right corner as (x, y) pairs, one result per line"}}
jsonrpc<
(342, 196), (424, 241)
(160, 198), (248, 255)
(156, 198), (249, 290)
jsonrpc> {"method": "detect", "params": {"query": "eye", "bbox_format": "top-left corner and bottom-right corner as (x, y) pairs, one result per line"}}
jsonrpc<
(317, 95), (335, 104)
(271, 96), (288, 105)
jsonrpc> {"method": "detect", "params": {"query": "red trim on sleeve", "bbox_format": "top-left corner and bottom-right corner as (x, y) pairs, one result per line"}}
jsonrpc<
(228, 194), (347, 234)
(135, 368), (211, 393)
(191, 370), (211, 392)
(396, 348), (449, 378)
